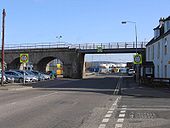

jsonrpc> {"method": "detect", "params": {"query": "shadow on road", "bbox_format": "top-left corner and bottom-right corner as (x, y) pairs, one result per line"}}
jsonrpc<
(32, 77), (119, 95)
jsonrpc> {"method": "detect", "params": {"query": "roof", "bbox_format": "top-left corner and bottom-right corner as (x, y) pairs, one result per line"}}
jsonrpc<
(153, 25), (160, 30)
(146, 29), (170, 47)
(164, 16), (170, 21)
(146, 16), (170, 47)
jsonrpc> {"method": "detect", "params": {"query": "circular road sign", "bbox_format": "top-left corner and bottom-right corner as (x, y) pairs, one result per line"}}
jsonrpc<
(134, 54), (142, 64)
(20, 53), (29, 63)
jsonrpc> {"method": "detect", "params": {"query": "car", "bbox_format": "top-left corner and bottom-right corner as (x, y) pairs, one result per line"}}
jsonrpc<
(27, 70), (45, 81)
(33, 70), (50, 80)
(5, 75), (14, 83)
(119, 68), (128, 74)
(42, 73), (50, 80)
(5, 70), (31, 83)
(15, 70), (38, 82)
(128, 69), (135, 75)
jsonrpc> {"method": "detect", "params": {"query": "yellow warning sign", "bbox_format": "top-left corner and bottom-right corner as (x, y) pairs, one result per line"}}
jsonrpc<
(20, 53), (29, 63)
(134, 54), (142, 64)
(57, 64), (61, 69)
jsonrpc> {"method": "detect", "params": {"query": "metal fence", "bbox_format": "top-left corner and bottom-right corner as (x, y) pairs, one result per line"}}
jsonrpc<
(3, 42), (146, 50)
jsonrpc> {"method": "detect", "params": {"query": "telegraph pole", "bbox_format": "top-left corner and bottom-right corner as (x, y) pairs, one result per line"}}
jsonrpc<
(1, 9), (6, 86)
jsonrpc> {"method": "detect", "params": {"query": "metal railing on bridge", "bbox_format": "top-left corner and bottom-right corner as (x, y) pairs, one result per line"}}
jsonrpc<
(70, 42), (146, 49)
(3, 42), (146, 50)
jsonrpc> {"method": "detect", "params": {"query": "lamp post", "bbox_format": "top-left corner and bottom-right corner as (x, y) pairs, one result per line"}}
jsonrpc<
(1, 9), (6, 86)
(121, 21), (139, 82)
(121, 21), (137, 53)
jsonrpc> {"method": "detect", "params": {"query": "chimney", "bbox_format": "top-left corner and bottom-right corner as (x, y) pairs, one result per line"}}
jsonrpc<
(159, 17), (164, 28)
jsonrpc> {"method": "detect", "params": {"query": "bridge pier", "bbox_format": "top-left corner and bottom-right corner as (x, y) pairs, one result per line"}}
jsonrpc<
(69, 53), (85, 79)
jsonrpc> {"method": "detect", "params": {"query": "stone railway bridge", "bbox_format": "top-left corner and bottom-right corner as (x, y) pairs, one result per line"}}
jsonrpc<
(4, 48), (84, 79)
(1, 42), (146, 78)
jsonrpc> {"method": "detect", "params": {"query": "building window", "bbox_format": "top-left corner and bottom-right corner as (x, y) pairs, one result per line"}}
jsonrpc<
(164, 38), (168, 55)
(165, 21), (170, 33)
(165, 65), (167, 78)
(152, 45), (154, 60)
(158, 42), (160, 59)
(148, 47), (150, 60)
(157, 65), (159, 78)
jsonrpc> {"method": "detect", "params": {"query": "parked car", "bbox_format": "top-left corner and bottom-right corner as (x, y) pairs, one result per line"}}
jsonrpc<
(31, 70), (50, 80)
(26, 70), (45, 81)
(128, 69), (135, 75)
(5, 70), (31, 83)
(15, 70), (38, 82)
(42, 73), (50, 80)
(119, 68), (128, 74)
(5, 75), (14, 83)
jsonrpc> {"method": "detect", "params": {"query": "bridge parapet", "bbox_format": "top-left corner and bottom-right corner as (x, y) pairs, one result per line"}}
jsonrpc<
(3, 42), (146, 50)
(69, 42), (146, 49)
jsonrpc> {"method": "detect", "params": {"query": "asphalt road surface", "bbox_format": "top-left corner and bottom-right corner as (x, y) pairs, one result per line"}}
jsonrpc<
(0, 75), (170, 128)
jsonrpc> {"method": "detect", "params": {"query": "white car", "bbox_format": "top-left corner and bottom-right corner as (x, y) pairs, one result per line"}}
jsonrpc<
(128, 69), (135, 75)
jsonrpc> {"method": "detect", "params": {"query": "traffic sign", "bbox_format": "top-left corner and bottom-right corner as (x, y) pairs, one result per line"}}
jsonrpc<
(20, 53), (29, 63)
(134, 54), (142, 64)
(97, 46), (103, 52)
(57, 64), (61, 69)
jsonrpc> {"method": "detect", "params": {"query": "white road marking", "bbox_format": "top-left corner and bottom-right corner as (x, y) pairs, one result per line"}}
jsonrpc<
(117, 118), (124, 123)
(122, 105), (127, 108)
(105, 114), (112, 118)
(120, 110), (126, 113)
(115, 123), (123, 128)
(114, 105), (127, 128)
(98, 96), (122, 128)
(33, 92), (59, 99)
(119, 114), (125, 118)
(110, 106), (116, 110)
(107, 111), (113, 114)
(121, 107), (127, 110)
(102, 118), (109, 123)
(98, 124), (106, 128)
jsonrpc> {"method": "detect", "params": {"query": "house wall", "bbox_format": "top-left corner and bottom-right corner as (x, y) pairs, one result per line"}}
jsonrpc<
(146, 34), (170, 78)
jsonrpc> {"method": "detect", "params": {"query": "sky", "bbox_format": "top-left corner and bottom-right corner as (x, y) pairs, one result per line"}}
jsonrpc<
(1, 0), (170, 62)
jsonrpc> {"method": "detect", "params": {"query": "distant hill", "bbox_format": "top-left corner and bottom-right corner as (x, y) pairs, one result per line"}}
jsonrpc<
(86, 61), (127, 64)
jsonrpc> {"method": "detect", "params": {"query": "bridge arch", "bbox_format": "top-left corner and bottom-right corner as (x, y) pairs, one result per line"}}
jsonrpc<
(7, 57), (20, 70)
(36, 56), (64, 74)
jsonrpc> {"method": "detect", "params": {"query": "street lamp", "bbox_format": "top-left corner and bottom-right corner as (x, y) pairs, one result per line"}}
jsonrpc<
(121, 21), (138, 53)
(121, 21), (139, 82)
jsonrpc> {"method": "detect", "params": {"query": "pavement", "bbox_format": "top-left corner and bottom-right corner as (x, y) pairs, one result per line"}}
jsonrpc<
(0, 83), (32, 91)
(121, 77), (170, 98)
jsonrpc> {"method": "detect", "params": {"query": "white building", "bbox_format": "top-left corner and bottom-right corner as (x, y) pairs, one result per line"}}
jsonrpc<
(146, 16), (170, 78)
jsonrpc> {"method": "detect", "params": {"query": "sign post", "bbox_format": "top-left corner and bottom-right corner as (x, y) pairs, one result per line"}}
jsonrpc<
(20, 53), (29, 84)
(134, 54), (142, 82)
(1, 9), (6, 86)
